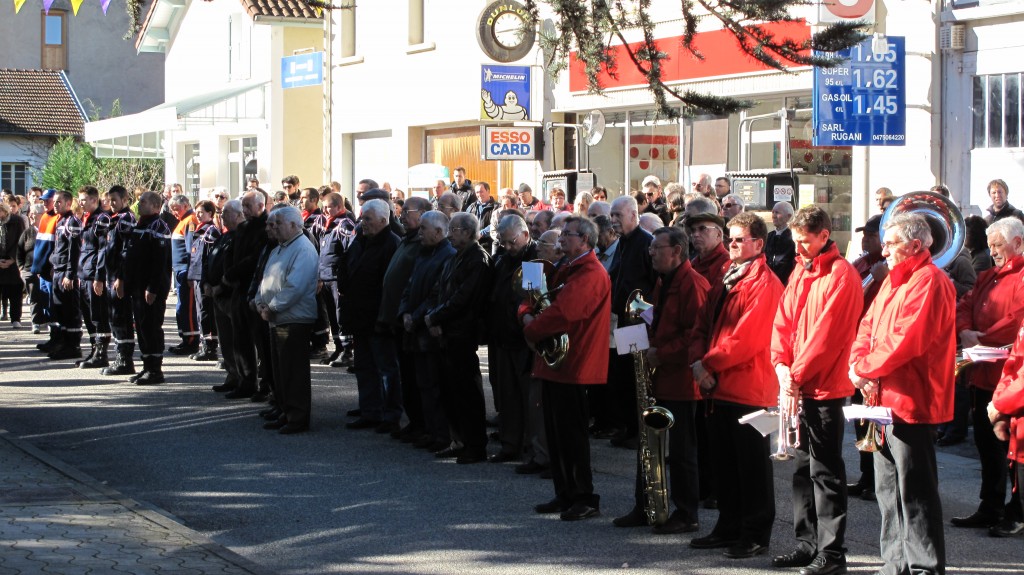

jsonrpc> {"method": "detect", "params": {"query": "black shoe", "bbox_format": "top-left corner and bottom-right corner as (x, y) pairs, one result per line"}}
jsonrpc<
(212, 382), (236, 393)
(539, 468), (553, 479)
(330, 358), (347, 368)
(375, 421), (400, 434)
(534, 499), (570, 514)
(80, 355), (109, 369)
(612, 508), (648, 528)
(264, 418), (287, 430)
(457, 450), (486, 464)
(951, 510), (1001, 528)
(398, 426), (424, 442)
(859, 489), (876, 501)
(249, 391), (269, 403)
(134, 370), (165, 385)
(102, 362), (135, 376)
(49, 347), (82, 361)
(191, 348), (218, 361)
(224, 388), (255, 400)
(425, 440), (449, 453)
(724, 541), (767, 559)
(435, 446), (461, 459)
(846, 482), (868, 497)
(652, 512), (698, 534)
(279, 423), (309, 435)
(413, 435), (436, 449)
(560, 502), (599, 521)
(346, 408), (361, 417)
(488, 451), (518, 463)
(935, 434), (965, 447)
(989, 518), (1024, 537)
(168, 343), (199, 355)
(514, 461), (548, 475)
(128, 370), (149, 383)
(800, 554), (847, 575)
(773, 549), (816, 568)
(702, 497), (718, 509)
(258, 406), (278, 418)
(263, 408), (283, 421)
(308, 346), (329, 361)
(345, 418), (382, 430)
(690, 534), (738, 549)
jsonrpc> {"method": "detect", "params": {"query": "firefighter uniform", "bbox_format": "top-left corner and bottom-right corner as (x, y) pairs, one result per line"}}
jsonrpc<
(99, 207), (138, 376)
(77, 208), (112, 368)
(47, 210), (83, 360)
(123, 214), (172, 384)
(170, 211), (200, 353)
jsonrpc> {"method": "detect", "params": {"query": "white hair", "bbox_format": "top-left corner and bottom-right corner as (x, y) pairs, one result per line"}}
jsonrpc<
(884, 213), (933, 249)
(611, 195), (638, 214)
(269, 205), (303, 228)
(360, 199), (390, 222)
(772, 201), (795, 216)
(639, 213), (662, 233)
(987, 217), (1024, 244)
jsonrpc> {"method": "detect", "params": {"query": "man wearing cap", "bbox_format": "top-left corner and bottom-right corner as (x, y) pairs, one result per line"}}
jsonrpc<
(642, 176), (672, 226)
(687, 213), (730, 287)
(765, 202), (796, 285)
(518, 184), (547, 211)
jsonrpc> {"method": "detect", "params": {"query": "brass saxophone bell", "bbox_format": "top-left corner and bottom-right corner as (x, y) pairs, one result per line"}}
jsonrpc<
(625, 289), (653, 325)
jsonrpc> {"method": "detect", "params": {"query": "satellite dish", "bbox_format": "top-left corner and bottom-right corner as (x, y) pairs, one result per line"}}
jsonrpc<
(581, 110), (606, 146)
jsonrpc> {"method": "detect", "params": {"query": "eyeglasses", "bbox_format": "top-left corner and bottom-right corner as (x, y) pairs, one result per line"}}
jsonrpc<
(882, 239), (907, 250)
(214, 194), (228, 200)
(722, 203), (738, 209)
(648, 244), (674, 253)
(562, 231), (584, 238)
(729, 237), (757, 244)
(644, 191), (655, 196)
(403, 208), (422, 214)
(450, 226), (467, 233)
(283, 184), (294, 189)
(690, 224), (716, 234)
(500, 236), (521, 248)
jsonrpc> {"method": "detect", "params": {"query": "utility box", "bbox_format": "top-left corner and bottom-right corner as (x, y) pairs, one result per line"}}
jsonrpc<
(726, 169), (799, 212)
(541, 170), (596, 205)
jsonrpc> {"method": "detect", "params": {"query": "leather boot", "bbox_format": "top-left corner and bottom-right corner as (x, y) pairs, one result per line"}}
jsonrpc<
(37, 325), (61, 352)
(101, 344), (136, 376)
(49, 330), (82, 360)
(191, 339), (218, 361)
(82, 339), (110, 368)
(135, 356), (165, 385)
(75, 336), (97, 367)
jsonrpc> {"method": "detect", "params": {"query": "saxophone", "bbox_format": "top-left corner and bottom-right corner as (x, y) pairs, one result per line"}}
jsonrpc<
(626, 289), (674, 526)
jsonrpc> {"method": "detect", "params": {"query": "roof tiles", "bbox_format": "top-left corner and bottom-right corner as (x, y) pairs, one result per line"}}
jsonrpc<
(241, 0), (323, 20)
(0, 69), (86, 137)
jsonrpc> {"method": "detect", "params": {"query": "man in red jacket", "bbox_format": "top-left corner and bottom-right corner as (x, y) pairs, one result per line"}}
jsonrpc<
(613, 226), (709, 534)
(770, 206), (862, 575)
(848, 213), (955, 575)
(952, 217), (1024, 536)
(688, 212), (784, 559)
(523, 215), (611, 522)
(990, 319), (1024, 538)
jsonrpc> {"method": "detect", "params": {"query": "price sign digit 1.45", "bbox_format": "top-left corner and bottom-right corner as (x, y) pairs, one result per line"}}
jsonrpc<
(813, 36), (906, 146)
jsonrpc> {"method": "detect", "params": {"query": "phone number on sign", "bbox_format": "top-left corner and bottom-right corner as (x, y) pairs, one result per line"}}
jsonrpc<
(872, 134), (905, 142)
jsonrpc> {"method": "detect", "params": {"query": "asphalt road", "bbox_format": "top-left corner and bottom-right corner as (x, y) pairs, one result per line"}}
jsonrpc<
(0, 303), (1020, 575)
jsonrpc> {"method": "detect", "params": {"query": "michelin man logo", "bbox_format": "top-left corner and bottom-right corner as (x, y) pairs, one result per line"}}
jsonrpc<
(481, 89), (528, 121)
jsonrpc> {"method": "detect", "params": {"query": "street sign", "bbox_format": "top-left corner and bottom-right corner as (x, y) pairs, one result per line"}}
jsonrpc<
(480, 126), (543, 160)
(282, 52), (324, 90)
(813, 36), (905, 146)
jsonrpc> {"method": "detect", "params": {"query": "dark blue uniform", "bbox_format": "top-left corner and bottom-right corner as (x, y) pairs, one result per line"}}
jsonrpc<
(48, 210), (83, 357)
(313, 211), (356, 359)
(99, 207), (138, 374)
(124, 214), (172, 381)
(77, 209), (112, 365)
(187, 220), (221, 357)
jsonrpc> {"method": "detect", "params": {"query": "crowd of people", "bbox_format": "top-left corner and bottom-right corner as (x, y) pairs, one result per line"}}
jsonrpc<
(2, 171), (1024, 575)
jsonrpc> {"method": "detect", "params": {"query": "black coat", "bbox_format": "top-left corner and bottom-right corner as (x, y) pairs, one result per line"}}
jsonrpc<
(609, 226), (656, 325)
(337, 229), (401, 335)
(765, 228), (796, 285)
(203, 229), (236, 301)
(78, 210), (112, 281)
(487, 240), (539, 347)
(0, 214), (26, 286)
(123, 214), (171, 298)
(399, 239), (456, 352)
(427, 241), (491, 343)
(224, 211), (269, 290)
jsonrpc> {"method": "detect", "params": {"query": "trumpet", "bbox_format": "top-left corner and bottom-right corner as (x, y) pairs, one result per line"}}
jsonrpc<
(770, 387), (801, 461)
(856, 390), (881, 453)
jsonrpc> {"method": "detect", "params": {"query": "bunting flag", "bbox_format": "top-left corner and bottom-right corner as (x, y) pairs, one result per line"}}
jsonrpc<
(70, 0), (85, 15)
(42, 0), (54, 14)
(101, 0), (111, 14)
(13, 0), (26, 14)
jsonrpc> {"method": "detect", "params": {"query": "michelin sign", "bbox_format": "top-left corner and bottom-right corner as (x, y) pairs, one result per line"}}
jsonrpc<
(481, 65), (531, 121)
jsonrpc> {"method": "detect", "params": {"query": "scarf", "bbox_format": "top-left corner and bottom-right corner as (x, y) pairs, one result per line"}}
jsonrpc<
(722, 260), (753, 292)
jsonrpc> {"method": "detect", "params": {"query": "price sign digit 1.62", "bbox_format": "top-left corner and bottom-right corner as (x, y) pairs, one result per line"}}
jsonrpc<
(813, 36), (906, 146)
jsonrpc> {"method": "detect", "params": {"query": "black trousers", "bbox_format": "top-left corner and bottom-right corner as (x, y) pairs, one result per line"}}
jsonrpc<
(106, 282), (134, 353)
(542, 379), (599, 507)
(213, 295), (240, 387)
(492, 345), (533, 455)
(0, 282), (23, 323)
(609, 352), (639, 436)
(414, 351), (449, 444)
(851, 389), (876, 487)
(706, 400), (775, 546)
(398, 346), (423, 431)
(26, 274), (46, 326)
(130, 289), (166, 359)
(792, 398), (848, 559)
(875, 424), (945, 575)
(311, 286), (332, 348)
(631, 399), (699, 524)
(971, 388), (1023, 519)
(192, 280), (217, 343)
(439, 339), (488, 451)
(51, 273), (82, 345)
(270, 323), (312, 427)
(230, 293), (258, 392)
(79, 281), (110, 341)
(251, 310), (275, 396)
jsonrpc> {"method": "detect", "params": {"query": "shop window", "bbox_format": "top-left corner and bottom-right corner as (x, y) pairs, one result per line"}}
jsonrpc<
(41, 10), (67, 71)
(973, 73), (1023, 149)
(1, 163), (28, 195)
(628, 112), (681, 192)
(426, 127), (512, 192)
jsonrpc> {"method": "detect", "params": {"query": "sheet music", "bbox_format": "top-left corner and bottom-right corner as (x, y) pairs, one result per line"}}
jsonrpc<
(962, 345), (1010, 363)
(613, 324), (650, 355)
(739, 409), (778, 437)
(842, 405), (893, 425)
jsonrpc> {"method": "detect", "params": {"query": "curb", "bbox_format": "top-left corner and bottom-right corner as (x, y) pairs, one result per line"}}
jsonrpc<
(0, 429), (277, 575)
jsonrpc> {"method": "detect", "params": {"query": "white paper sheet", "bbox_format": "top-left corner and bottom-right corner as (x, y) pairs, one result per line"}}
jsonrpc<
(963, 345), (1010, 363)
(521, 261), (545, 292)
(614, 324), (650, 355)
(842, 405), (893, 425)
(739, 409), (778, 437)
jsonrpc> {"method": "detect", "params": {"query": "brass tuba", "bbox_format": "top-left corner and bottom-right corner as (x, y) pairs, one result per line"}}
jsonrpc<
(514, 261), (569, 369)
(625, 289), (674, 526)
(863, 191), (966, 290)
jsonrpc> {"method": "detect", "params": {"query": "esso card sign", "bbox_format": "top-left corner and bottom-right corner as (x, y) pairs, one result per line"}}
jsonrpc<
(818, 0), (875, 24)
(481, 126), (543, 160)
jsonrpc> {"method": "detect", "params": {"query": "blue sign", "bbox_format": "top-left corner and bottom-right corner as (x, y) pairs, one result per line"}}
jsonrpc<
(282, 52), (324, 90)
(813, 37), (905, 146)
(480, 65), (531, 121)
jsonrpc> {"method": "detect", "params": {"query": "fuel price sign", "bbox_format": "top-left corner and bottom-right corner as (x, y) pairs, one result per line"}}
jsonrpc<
(813, 36), (906, 146)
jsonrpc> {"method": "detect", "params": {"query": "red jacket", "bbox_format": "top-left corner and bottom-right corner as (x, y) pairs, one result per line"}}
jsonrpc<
(993, 324), (1024, 463)
(651, 261), (710, 401)
(955, 256), (1024, 391)
(771, 243), (862, 400)
(849, 251), (956, 424)
(689, 254), (783, 408)
(692, 243), (730, 288)
(523, 250), (610, 384)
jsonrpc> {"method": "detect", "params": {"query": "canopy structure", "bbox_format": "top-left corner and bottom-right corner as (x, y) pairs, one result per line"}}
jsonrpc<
(86, 80), (268, 158)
